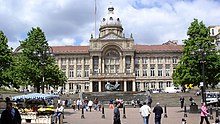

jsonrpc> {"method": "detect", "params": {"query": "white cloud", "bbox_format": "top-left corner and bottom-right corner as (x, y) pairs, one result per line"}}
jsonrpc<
(49, 38), (76, 46)
(0, 0), (220, 49)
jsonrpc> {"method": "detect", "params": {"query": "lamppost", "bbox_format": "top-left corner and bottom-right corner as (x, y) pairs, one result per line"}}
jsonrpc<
(191, 46), (215, 103)
(33, 44), (53, 93)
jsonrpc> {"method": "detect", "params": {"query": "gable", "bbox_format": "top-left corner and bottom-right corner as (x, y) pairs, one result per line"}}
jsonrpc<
(101, 32), (122, 40)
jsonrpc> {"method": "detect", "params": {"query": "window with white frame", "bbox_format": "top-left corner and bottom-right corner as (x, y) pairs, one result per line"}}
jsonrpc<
(143, 65), (147, 76)
(69, 65), (74, 78)
(77, 65), (82, 77)
(142, 57), (148, 64)
(165, 64), (170, 76)
(70, 59), (74, 65)
(135, 57), (140, 64)
(61, 58), (66, 65)
(84, 65), (89, 77)
(158, 68), (163, 76)
(150, 65), (155, 76)
(85, 83), (89, 90)
(157, 57), (163, 63)
(165, 57), (170, 63)
(172, 57), (177, 64)
(150, 82), (156, 89)
(144, 82), (150, 90)
(159, 82), (163, 89)
(69, 83), (74, 90)
(166, 81), (171, 87)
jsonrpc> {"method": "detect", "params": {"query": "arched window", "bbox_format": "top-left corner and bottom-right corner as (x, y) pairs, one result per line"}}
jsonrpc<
(104, 49), (120, 74)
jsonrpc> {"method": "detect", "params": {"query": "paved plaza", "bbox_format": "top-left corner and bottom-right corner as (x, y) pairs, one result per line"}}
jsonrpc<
(62, 107), (218, 124)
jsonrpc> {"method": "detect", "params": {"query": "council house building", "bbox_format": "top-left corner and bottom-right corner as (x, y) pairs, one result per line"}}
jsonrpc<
(50, 5), (183, 94)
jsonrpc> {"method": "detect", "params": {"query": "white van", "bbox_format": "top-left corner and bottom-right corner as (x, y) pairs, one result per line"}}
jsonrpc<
(206, 92), (220, 106)
(164, 87), (181, 93)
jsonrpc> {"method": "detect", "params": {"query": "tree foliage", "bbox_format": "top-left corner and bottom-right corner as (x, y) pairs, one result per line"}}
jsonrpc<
(17, 27), (66, 92)
(0, 31), (14, 87)
(173, 19), (220, 87)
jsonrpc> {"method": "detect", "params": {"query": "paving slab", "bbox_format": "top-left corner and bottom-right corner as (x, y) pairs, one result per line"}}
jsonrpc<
(63, 107), (218, 124)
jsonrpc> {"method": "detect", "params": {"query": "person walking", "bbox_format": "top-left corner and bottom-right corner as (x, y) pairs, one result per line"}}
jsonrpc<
(153, 102), (163, 124)
(139, 102), (152, 124)
(88, 100), (93, 112)
(200, 102), (210, 124)
(113, 102), (121, 124)
(1, 101), (21, 124)
(180, 96), (185, 109)
(147, 96), (153, 108)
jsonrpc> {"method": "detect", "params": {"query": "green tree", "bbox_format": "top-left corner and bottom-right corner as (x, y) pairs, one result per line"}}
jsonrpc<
(18, 27), (66, 93)
(173, 19), (220, 87)
(0, 31), (14, 87)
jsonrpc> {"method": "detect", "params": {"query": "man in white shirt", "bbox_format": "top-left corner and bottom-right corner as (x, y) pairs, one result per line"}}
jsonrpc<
(52, 104), (64, 124)
(139, 102), (152, 124)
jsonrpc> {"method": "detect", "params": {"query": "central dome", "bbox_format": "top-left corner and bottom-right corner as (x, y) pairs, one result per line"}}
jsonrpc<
(99, 3), (123, 38)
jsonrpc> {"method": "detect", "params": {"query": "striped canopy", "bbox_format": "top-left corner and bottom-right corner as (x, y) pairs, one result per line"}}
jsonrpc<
(12, 93), (59, 100)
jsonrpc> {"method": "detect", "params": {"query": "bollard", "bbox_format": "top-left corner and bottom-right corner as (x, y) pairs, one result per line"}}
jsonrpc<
(210, 105), (213, 120)
(181, 118), (187, 124)
(215, 104), (219, 124)
(164, 105), (168, 118)
(184, 105), (187, 117)
(123, 105), (126, 119)
(101, 105), (105, 119)
(81, 107), (85, 119)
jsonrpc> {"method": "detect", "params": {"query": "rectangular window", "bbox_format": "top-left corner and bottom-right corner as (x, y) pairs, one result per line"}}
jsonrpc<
(157, 57), (163, 63)
(211, 28), (215, 35)
(77, 65), (82, 77)
(172, 57), (177, 64)
(142, 57), (147, 64)
(159, 82), (163, 89)
(135, 69), (140, 77)
(166, 81), (171, 87)
(84, 65), (89, 77)
(150, 65), (155, 76)
(135, 57), (140, 64)
(158, 68), (162, 76)
(61, 58), (66, 65)
(151, 82), (156, 89)
(69, 65), (74, 78)
(85, 83), (89, 90)
(143, 69), (147, 76)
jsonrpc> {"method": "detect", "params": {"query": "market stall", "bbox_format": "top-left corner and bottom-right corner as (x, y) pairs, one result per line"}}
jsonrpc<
(12, 93), (59, 124)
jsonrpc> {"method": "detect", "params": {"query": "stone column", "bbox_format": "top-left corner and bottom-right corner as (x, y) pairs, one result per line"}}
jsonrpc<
(131, 56), (134, 74)
(140, 82), (144, 91)
(102, 58), (105, 74)
(99, 56), (101, 74)
(74, 58), (77, 78)
(89, 56), (93, 76)
(82, 58), (85, 77)
(89, 81), (93, 92)
(140, 57), (143, 77)
(123, 56), (125, 74)
(66, 58), (69, 78)
(124, 81), (127, 91)
(132, 81), (136, 91)
(98, 81), (102, 92)
(120, 56), (123, 73)
(58, 58), (61, 68)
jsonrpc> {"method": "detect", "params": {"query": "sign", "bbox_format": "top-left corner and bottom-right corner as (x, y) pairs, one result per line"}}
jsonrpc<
(200, 82), (204, 87)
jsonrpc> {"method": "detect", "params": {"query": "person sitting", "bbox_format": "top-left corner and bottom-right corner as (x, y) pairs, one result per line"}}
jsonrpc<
(52, 103), (64, 124)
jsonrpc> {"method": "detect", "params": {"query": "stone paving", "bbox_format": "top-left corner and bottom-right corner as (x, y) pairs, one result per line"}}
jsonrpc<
(62, 107), (218, 124)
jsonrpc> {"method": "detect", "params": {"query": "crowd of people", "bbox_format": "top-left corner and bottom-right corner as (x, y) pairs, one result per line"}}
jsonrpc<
(0, 93), (213, 124)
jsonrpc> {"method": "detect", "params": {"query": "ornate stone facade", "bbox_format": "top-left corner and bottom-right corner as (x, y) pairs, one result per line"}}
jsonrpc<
(50, 5), (183, 94)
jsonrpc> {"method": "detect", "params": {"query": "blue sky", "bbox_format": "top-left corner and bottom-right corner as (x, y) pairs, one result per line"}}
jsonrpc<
(0, 0), (220, 50)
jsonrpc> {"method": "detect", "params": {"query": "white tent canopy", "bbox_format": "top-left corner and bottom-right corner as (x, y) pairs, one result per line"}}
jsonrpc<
(12, 93), (59, 100)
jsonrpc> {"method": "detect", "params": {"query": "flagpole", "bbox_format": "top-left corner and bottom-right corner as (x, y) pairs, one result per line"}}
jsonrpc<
(94, 0), (97, 39)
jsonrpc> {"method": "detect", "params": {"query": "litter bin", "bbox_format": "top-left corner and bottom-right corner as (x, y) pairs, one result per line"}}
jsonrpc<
(190, 104), (198, 113)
